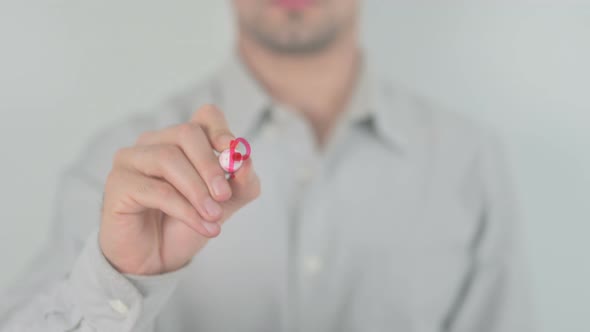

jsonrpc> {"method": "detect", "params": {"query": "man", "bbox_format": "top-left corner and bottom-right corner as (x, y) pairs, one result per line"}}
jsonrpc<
(0, 0), (532, 331)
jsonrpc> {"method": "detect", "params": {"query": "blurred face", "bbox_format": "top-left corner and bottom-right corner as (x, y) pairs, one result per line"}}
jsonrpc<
(233, 0), (359, 54)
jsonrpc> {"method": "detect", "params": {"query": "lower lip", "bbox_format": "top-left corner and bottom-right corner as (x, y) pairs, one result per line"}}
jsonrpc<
(273, 0), (314, 11)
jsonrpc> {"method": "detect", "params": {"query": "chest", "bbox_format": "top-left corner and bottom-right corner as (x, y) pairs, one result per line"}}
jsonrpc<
(159, 125), (481, 332)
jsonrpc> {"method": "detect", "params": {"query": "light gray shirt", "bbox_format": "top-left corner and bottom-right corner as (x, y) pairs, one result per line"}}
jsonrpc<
(0, 53), (532, 332)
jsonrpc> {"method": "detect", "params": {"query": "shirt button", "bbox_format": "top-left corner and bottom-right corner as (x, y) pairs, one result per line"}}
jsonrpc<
(303, 255), (323, 276)
(109, 299), (129, 316)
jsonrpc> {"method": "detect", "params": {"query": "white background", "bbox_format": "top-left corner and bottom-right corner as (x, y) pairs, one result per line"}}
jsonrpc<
(1, 1), (589, 331)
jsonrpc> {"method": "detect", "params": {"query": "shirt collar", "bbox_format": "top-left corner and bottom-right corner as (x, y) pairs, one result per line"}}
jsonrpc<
(344, 58), (416, 151)
(214, 50), (415, 152)
(363, 63), (415, 153)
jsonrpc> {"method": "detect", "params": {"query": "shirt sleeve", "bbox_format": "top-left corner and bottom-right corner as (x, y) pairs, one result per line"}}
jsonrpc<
(446, 130), (535, 332)
(0, 166), (189, 332)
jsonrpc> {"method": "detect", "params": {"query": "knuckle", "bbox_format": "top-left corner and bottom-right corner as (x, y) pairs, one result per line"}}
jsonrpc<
(136, 181), (152, 197)
(200, 103), (219, 115)
(193, 103), (221, 122)
(211, 128), (232, 141)
(105, 169), (132, 196)
(154, 182), (175, 199)
(112, 147), (130, 166)
(104, 170), (119, 191)
(177, 123), (201, 141)
(157, 145), (182, 163)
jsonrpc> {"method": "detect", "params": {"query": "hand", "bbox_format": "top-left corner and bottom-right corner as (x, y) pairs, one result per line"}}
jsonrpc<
(99, 105), (260, 275)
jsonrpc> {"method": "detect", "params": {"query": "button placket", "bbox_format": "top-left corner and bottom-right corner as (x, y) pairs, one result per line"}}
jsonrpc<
(280, 110), (321, 331)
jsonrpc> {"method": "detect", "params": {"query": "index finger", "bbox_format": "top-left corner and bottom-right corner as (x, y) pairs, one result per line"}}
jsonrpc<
(191, 104), (235, 152)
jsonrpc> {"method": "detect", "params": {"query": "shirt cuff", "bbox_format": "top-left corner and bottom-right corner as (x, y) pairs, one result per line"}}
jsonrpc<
(67, 229), (190, 331)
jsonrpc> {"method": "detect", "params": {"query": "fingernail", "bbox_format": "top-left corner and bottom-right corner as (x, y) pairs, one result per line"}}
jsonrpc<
(203, 197), (222, 218)
(202, 221), (220, 235)
(211, 175), (231, 199)
(218, 134), (235, 149)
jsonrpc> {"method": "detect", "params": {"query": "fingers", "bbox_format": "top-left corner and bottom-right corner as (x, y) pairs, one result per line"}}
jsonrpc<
(108, 170), (220, 237)
(116, 104), (260, 232)
(191, 104), (235, 152)
(136, 123), (232, 202)
(113, 145), (223, 223)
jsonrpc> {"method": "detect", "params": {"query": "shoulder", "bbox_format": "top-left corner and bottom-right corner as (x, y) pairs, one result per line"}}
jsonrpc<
(378, 79), (516, 217)
(376, 78), (511, 201)
(417, 97), (508, 185)
(378, 78), (503, 160)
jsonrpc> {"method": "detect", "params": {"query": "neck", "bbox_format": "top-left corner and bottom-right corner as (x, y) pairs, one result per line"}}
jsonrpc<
(238, 27), (361, 146)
